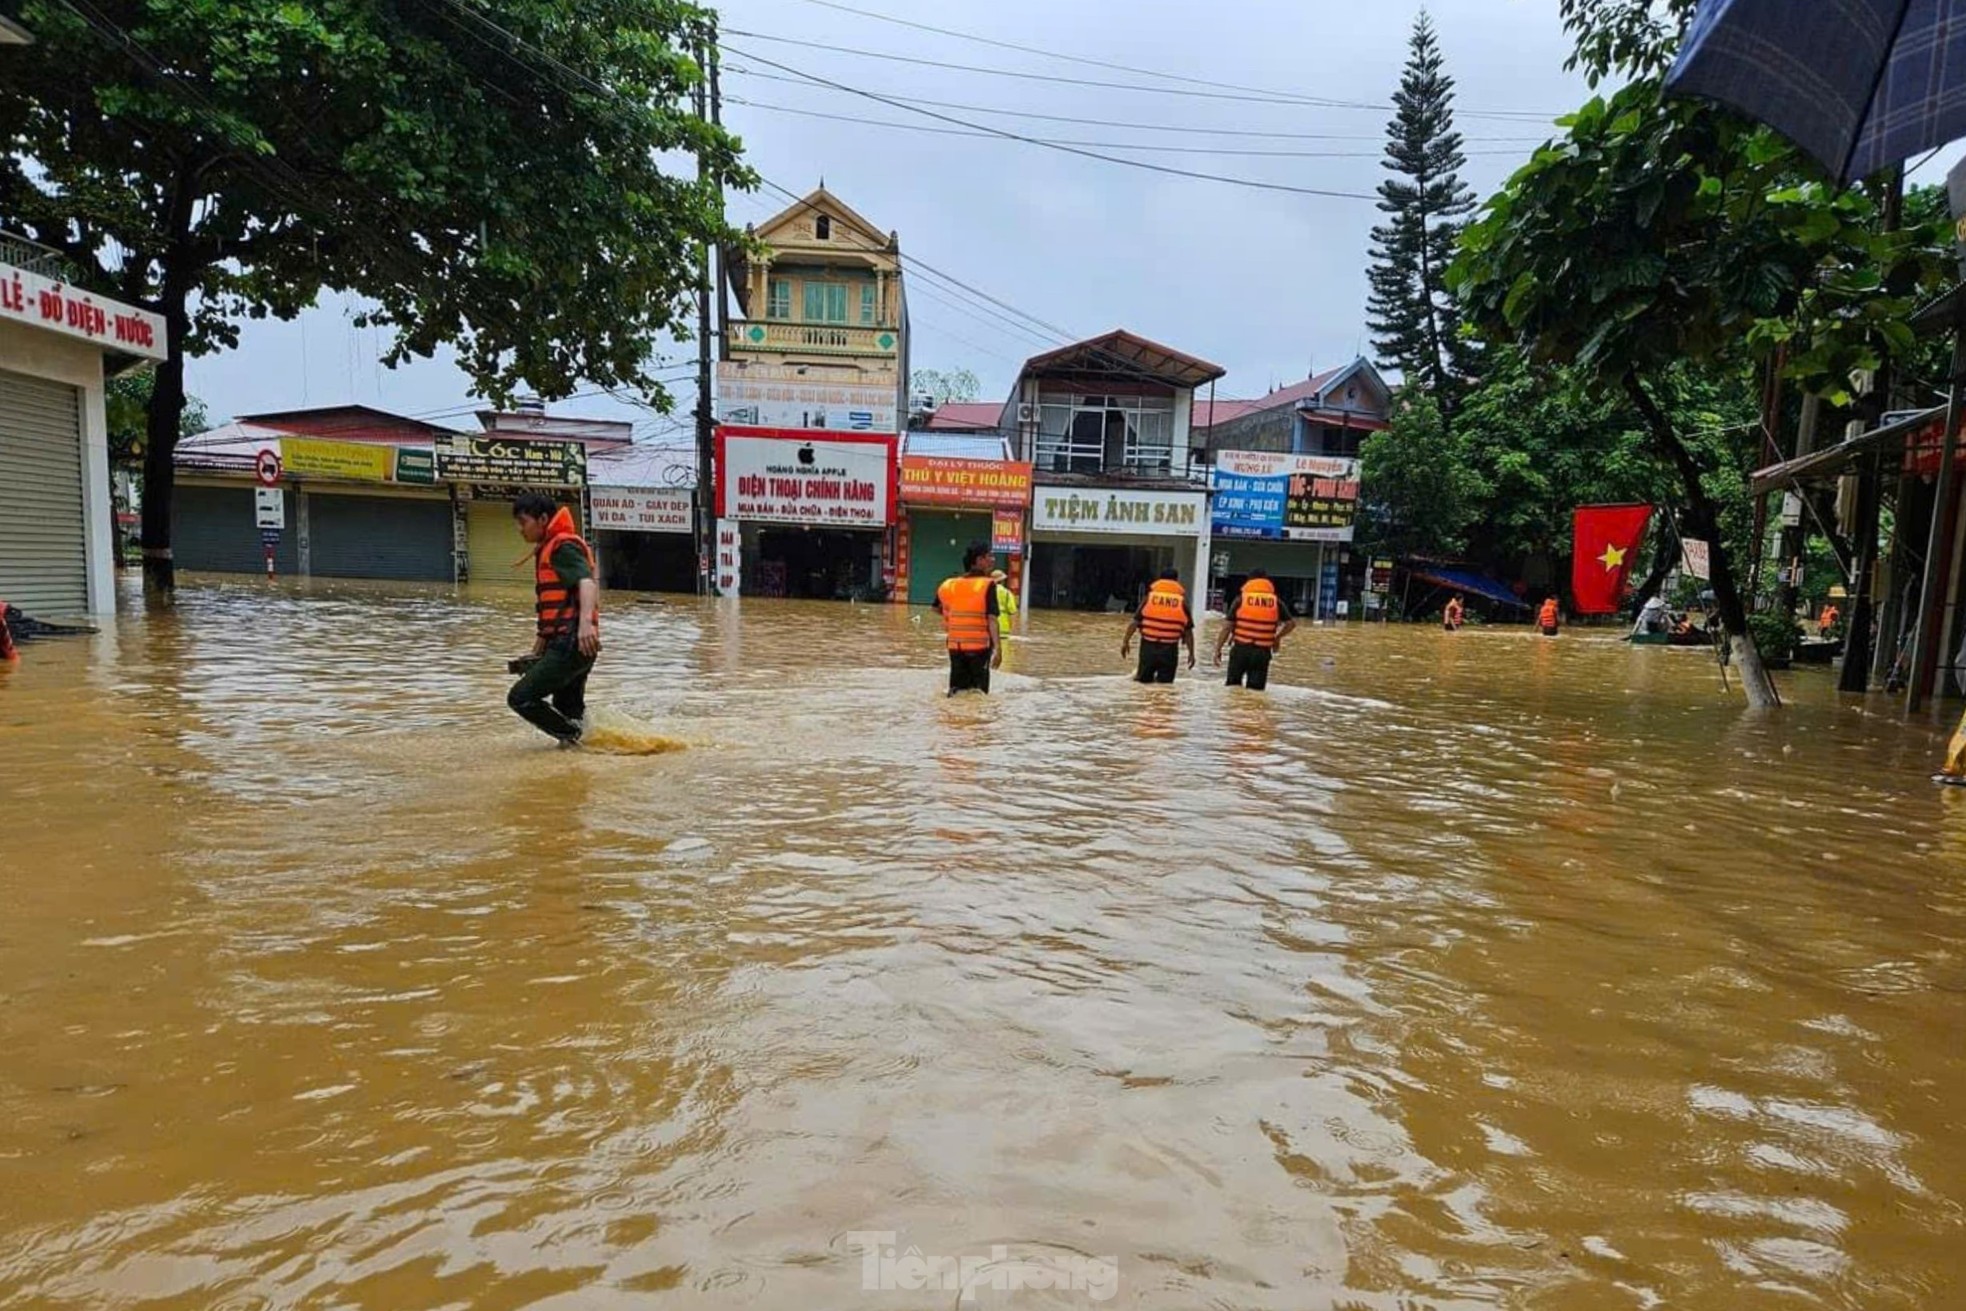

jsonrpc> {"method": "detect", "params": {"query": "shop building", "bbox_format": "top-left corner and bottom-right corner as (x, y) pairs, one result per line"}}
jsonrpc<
(174, 415), (453, 580)
(1, 239), (167, 616)
(712, 425), (897, 599)
(1004, 330), (1225, 611)
(446, 402), (628, 586)
(713, 186), (909, 599)
(1192, 358), (1389, 614)
(172, 401), (628, 585)
(587, 442), (697, 593)
(893, 431), (1031, 605)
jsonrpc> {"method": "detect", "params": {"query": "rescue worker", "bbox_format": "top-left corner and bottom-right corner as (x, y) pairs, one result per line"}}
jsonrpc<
(505, 493), (601, 746)
(1444, 594), (1465, 631)
(0, 599), (17, 665)
(990, 568), (1018, 638)
(934, 542), (1001, 694)
(1538, 595), (1561, 636)
(1212, 568), (1297, 691)
(1122, 567), (1194, 683)
(1819, 602), (1841, 634)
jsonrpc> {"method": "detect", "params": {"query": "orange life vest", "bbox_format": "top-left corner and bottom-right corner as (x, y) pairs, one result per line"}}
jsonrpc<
(938, 574), (995, 653)
(1232, 577), (1283, 648)
(1820, 605), (1840, 628)
(534, 505), (599, 640)
(1538, 598), (1559, 629)
(1138, 579), (1190, 644)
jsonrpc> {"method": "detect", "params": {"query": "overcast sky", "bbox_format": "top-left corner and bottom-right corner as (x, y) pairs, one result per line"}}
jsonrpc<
(180, 2), (1644, 441)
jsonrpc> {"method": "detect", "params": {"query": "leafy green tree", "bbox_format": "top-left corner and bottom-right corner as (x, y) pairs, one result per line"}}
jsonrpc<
(1455, 349), (1759, 582)
(911, 367), (982, 404)
(1359, 390), (1487, 559)
(1, 0), (750, 591)
(105, 370), (205, 466)
(1451, 80), (1945, 707)
(1365, 12), (1477, 414)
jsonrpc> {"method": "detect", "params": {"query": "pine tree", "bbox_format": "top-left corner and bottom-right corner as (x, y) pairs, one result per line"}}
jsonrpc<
(1366, 12), (1478, 416)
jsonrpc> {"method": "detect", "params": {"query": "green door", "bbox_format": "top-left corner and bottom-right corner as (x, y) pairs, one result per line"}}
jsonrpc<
(908, 510), (990, 605)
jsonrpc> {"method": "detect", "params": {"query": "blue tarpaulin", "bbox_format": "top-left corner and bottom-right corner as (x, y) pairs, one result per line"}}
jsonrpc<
(1404, 562), (1531, 611)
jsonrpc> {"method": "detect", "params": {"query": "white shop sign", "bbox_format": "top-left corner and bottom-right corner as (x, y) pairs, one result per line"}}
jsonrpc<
(1031, 486), (1206, 537)
(715, 518), (742, 595)
(717, 433), (893, 527)
(590, 487), (692, 533)
(715, 362), (898, 433)
(0, 260), (168, 360)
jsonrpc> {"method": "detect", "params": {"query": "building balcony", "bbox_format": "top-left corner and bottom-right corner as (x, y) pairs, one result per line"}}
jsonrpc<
(1028, 438), (1200, 482)
(728, 319), (900, 358)
(1, 229), (80, 281)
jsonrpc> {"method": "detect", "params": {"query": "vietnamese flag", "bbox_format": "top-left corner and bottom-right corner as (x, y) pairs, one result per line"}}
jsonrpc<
(1571, 504), (1653, 614)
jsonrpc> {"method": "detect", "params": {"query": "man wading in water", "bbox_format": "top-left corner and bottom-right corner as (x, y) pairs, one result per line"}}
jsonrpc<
(934, 542), (1002, 694)
(506, 493), (600, 746)
(1122, 567), (1195, 683)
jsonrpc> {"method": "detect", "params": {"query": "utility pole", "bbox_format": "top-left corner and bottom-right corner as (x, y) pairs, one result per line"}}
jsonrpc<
(693, 18), (717, 594)
(1840, 165), (1903, 692)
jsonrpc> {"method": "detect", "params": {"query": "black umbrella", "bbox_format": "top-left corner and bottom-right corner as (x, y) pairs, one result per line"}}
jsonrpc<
(1665, 0), (1966, 183)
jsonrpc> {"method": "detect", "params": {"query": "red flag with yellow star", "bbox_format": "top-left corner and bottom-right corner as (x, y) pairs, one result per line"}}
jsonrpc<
(1571, 504), (1653, 614)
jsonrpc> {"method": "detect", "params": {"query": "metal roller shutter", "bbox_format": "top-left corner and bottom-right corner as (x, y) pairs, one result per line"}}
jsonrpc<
(173, 483), (299, 575)
(465, 499), (529, 586)
(0, 368), (88, 617)
(308, 493), (452, 581)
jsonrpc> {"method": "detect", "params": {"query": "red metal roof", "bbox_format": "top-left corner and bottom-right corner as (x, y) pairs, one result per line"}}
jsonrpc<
(924, 402), (1006, 431)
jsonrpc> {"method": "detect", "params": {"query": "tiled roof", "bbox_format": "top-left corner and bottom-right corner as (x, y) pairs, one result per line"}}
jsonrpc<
(1192, 366), (1345, 430)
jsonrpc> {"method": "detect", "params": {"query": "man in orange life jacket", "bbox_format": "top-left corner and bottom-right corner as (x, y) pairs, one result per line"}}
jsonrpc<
(934, 541), (1002, 695)
(1538, 595), (1561, 636)
(1122, 567), (1195, 683)
(506, 493), (601, 745)
(1212, 569), (1297, 691)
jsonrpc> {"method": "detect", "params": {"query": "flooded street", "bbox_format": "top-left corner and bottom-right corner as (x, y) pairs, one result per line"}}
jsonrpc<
(3, 580), (1963, 1310)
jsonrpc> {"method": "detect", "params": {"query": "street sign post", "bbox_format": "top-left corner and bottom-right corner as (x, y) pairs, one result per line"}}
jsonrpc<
(254, 447), (283, 487)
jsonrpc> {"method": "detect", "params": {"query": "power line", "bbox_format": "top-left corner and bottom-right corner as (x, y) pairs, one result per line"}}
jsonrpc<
(726, 46), (1379, 201)
(727, 95), (1538, 158)
(723, 28), (1556, 121)
(786, 0), (1557, 122)
(727, 67), (1550, 142)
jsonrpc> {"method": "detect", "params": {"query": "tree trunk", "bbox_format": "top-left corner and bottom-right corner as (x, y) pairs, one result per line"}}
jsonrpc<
(1623, 372), (1780, 709)
(140, 170), (200, 597)
(1631, 515), (1679, 608)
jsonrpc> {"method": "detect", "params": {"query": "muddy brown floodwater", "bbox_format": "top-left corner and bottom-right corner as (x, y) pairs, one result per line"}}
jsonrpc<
(2, 578), (1964, 1309)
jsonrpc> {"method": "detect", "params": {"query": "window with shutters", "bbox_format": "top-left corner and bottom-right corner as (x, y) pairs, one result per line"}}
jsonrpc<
(767, 278), (791, 319)
(860, 283), (876, 325)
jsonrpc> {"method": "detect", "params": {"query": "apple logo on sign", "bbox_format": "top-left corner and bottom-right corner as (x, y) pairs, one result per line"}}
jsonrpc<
(797, 444), (816, 466)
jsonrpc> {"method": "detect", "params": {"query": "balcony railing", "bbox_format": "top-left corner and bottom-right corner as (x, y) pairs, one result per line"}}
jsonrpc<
(1031, 437), (1189, 479)
(0, 229), (81, 281)
(728, 319), (900, 357)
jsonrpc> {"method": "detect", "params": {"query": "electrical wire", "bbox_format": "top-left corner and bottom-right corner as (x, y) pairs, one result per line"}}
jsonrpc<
(725, 97), (1535, 158)
(725, 45), (1379, 200)
(784, 0), (1557, 122)
(726, 68), (1550, 142)
(723, 27), (1555, 121)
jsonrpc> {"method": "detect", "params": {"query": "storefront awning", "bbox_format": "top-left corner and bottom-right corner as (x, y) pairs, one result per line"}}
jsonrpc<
(1749, 404), (1947, 495)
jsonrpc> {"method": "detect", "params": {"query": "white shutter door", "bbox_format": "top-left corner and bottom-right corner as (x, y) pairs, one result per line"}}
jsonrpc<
(0, 368), (88, 617)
